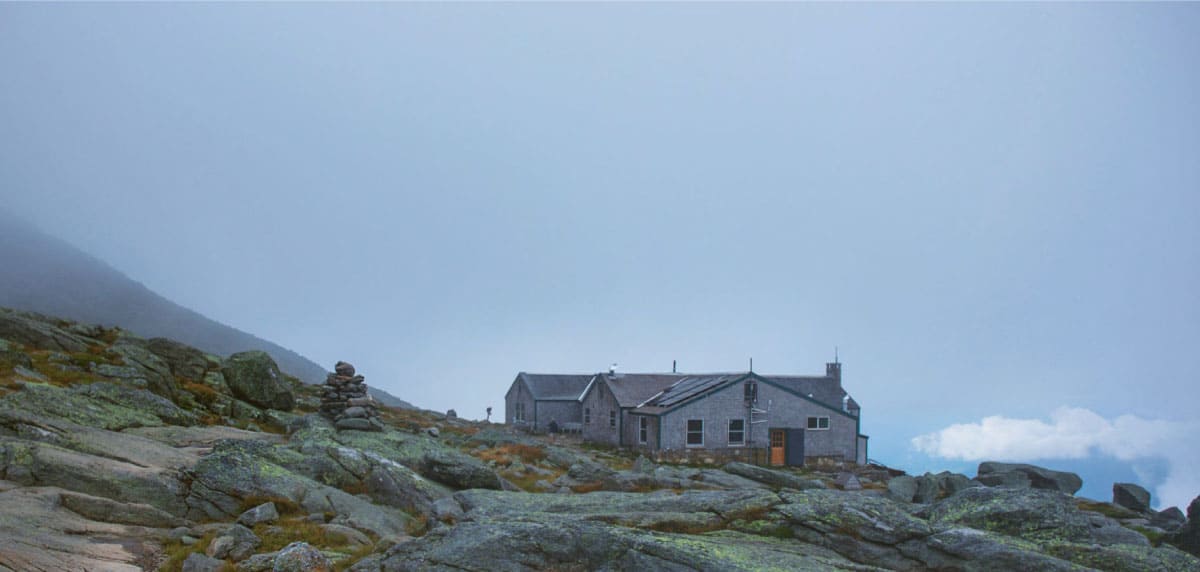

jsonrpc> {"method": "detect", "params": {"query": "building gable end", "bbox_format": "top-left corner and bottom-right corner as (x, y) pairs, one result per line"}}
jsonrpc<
(752, 373), (858, 420)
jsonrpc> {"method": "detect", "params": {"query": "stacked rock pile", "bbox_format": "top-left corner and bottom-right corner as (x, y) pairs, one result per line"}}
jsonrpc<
(321, 361), (384, 431)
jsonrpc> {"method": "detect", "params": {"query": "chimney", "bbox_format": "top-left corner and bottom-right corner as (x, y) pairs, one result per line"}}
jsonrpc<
(826, 361), (841, 384)
(609, 363), (617, 376)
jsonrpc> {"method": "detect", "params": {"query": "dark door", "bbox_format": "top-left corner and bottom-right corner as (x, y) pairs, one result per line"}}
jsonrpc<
(784, 428), (805, 466)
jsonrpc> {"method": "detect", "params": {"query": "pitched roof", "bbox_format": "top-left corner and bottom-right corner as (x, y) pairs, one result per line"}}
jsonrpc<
(762, 375), (848, 411)
(651, 374), (745, 408)
(633, 371), (858, 416)
(517, 373), (594, 400)
(598, 373), (687, 408)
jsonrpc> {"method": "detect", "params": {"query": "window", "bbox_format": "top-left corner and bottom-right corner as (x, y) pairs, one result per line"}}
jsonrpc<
(728, 419), (745, 446)
(584, 408), (591, 424)
(807, 416), (830, 430)
(514, 403), (525, 421)
(639, 417), (648, 444)
(686, 419), (704, 446)
(609, 410), (616, 429)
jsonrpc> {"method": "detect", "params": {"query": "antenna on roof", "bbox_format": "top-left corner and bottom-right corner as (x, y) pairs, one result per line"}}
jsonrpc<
(749, 357), (753, 372)
(672, 359), (676, 373)
(834, 346), (839, 363)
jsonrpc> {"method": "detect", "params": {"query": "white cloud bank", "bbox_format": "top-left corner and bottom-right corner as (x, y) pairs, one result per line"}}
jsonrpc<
(912, 407), (1199, 510)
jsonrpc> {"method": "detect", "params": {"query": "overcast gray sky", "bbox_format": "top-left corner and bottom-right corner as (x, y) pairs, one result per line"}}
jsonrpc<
(2, 4), (1197, 507)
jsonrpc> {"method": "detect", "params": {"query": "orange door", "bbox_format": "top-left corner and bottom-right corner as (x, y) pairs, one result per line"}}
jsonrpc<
(769, 429), (786, 466)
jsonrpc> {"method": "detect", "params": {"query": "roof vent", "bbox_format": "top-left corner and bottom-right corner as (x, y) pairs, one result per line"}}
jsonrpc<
(609, 363), (618, 376)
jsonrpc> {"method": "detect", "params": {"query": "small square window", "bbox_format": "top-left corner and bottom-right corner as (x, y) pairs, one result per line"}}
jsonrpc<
(806, 416), (830, 430)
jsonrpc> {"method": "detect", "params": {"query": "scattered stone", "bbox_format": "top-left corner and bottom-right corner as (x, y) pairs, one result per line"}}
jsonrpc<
(181, 552), (224, 572)
(237, 501), (280, 527)
(446, 409), (457, 419)
(632, 455), (656, 474)
(1113, 482), (1152, 513)
(206, 523), (261, 562)
(976, 462), (1082, 495)
(237, 552), (279, 572)
(1152, 506), (1187, 532)
(1168, 495), (1200, 557)
(887, 475), (917, 503)
(222, 351), (295, 411)
(834, 472), (862, 490)
(323, 523), (372, 546)
(425, 427), (440, 438)
(273, 541), (333, 572)
(320, 361), (382, 431)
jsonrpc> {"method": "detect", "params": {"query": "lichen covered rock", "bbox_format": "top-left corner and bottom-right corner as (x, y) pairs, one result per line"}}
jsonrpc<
(221, 351), (295, 411)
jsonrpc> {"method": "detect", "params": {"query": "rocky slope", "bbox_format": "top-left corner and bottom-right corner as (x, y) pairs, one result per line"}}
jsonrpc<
(0, 213), (413, 408)
(0, 309), (1197, 571)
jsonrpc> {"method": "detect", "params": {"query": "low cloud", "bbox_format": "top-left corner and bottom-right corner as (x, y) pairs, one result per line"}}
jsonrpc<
(912, 407), (1199, 510)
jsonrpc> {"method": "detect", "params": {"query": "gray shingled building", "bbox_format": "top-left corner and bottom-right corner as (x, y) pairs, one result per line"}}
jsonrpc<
(506, 362), (866, 466)
(504, 372), (592, 432)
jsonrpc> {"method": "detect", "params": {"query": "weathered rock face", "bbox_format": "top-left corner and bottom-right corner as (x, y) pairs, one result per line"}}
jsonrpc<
(421, 449), (504, 490)
(976, 462), (1083, 495)
(887, 475), (918, 502)
(1152, 506), (1187, 532)
(379, 518), (866, 571)
(146, 337), (210, 381)
(929, 487), (1095, 544)
(221, 350), (295, 411)
(108, 338), (180, 399)
(1169, 495), (1200, 557)
(185, 439), (414, 539)
(71, 381), (198, 426)
(0, 382), (174, 431)
(1113, 482), (1152, 513)
(0, 309), (94, 352)
(0, 486), (174, 572)
(723, 462), (826, 491)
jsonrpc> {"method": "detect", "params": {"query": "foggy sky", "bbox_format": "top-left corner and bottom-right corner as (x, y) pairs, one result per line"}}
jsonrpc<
(2, 4), (1198, 503)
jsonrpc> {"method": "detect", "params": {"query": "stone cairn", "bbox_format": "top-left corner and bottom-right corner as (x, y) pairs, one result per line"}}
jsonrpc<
(321, 361), (384, 431)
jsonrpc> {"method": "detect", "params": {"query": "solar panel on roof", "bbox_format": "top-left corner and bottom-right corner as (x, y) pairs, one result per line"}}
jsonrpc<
(653, 375), (736, 407)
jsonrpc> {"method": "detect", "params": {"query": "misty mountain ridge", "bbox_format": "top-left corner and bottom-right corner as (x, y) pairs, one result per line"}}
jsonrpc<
(0, 209), (412, 408)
